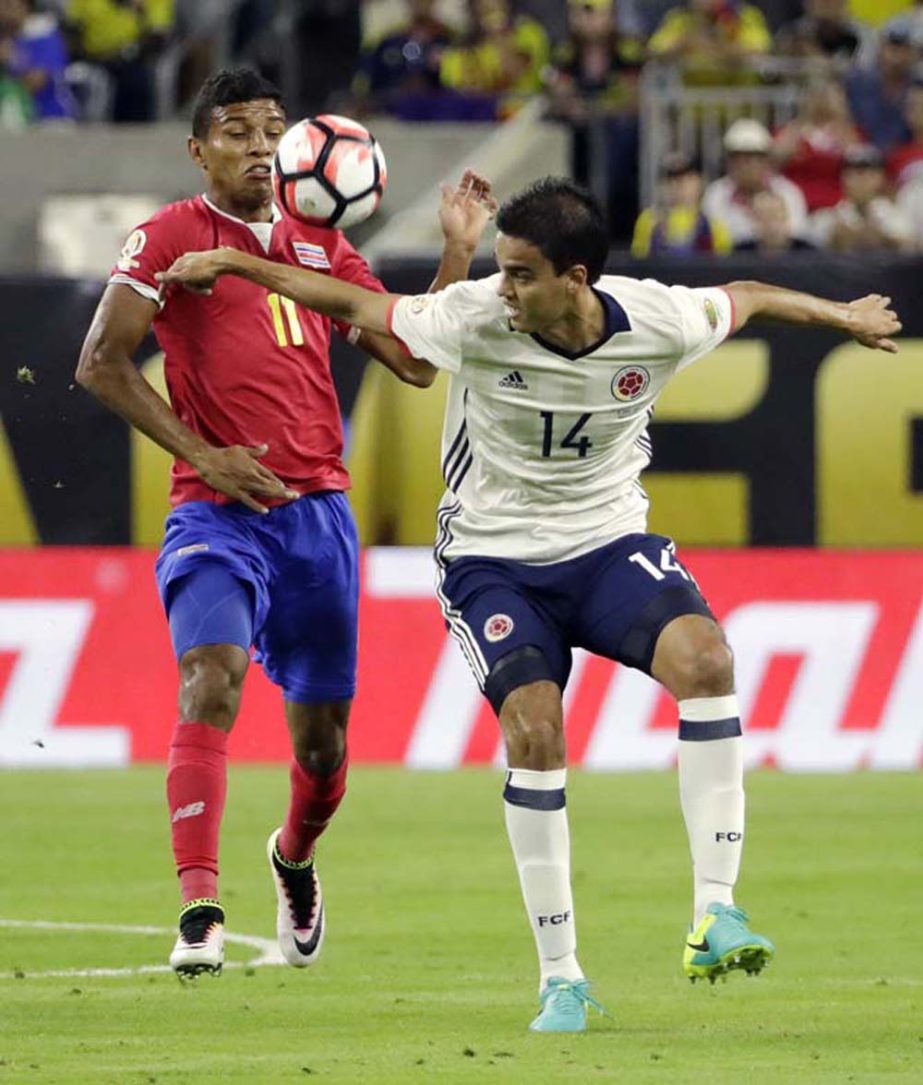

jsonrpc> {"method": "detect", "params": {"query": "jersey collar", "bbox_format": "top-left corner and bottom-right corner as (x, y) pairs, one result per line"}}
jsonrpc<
(531, 288), (631, 360)
(201, 194), (282, 226)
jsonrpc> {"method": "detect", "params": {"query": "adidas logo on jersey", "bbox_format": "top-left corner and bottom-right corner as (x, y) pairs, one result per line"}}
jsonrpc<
(499, 370), (528, 390)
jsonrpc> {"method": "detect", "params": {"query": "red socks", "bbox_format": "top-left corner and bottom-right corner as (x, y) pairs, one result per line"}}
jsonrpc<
(166, 721), (228, 904)
(277, 754), (349, 864)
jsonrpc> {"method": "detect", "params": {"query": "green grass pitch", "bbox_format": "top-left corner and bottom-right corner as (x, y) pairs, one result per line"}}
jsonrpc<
(1, 768), (920, 1084)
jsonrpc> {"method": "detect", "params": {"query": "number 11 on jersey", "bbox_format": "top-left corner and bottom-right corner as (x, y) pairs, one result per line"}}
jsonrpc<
(267, 292), (304, 347)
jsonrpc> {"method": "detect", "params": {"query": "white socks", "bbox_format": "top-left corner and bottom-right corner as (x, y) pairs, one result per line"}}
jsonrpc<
(503, 767), (583, 990)
(678, 695), (745, 925)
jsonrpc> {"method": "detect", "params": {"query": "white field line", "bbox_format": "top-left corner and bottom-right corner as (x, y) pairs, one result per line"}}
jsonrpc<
(0, 918), (286, 978)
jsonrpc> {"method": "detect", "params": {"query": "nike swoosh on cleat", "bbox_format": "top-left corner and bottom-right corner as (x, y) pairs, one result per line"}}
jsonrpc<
(293, 916), (323, 956)
(686, 937), (710, 952)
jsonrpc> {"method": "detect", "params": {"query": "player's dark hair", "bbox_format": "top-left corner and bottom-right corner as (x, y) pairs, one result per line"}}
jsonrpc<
(191, 68), (284, 138)
(496, 177), (609, 283)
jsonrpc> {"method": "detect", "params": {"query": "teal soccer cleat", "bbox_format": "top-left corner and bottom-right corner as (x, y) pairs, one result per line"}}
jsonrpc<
(529, 977), (606, 1033)
(683, 902), (775, 984)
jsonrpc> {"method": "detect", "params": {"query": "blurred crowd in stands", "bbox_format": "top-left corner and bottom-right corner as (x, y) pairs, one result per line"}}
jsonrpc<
(4, 0), (923, 252)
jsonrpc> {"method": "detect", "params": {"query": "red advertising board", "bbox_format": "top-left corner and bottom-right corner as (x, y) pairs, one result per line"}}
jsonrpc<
(0, 548), (920, 770)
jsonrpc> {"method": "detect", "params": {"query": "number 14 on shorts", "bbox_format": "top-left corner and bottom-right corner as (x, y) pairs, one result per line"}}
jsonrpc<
(629, 544), (696, 584)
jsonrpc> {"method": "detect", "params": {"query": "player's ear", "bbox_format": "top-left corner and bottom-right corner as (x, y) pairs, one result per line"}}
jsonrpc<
(566, 265), (588, 293)
(188, 136), (206, 171)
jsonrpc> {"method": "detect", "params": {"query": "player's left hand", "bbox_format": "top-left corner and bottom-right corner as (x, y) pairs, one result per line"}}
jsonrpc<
(846, 294), (902, 353)
(439, 168), (498, 252)
(156, 250), (228, 295)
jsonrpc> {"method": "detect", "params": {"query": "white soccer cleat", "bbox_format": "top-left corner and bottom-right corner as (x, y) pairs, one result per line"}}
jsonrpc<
(267, 828), (325, 968)
(169, 899), (225, 979)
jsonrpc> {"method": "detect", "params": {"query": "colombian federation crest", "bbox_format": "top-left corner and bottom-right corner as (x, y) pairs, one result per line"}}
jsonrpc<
(704, 297), (719, 330)
(484, 613), (514, 643)
(611, 366), (650, 402)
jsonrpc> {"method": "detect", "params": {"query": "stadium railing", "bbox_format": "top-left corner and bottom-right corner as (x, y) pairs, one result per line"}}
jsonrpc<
(637, 59), (844, 206)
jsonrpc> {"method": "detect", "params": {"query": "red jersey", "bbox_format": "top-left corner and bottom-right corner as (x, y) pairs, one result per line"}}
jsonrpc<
(109, 194), (384, 507)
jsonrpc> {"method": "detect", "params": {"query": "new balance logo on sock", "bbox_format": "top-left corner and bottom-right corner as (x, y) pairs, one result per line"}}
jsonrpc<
(499, 370), (528, 390)
(172, 801), (206, 823)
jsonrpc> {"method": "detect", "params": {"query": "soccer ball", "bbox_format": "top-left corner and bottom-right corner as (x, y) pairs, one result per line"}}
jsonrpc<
(272, 115), (388, 230)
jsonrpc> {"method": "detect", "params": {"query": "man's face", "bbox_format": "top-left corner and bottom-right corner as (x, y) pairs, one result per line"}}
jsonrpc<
(568, 2), (613, 40)
(0, 0), (28, 34)
(843, 164), (883, 204)
(494, 233), (580, 334)
(728, 151), (770, 192)
(189, 98), (286, 209)
(880, 37), (918, 78)
(905, 84), (923, 134)
(474, 0), (511, 33)
(664, 170), (702, 207)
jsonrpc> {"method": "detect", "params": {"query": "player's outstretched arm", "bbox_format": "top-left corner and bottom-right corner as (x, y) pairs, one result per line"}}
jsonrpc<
(430, 167), (498, 291)
(157, 249), (396, 335)
(356, 168), (497, 387)
(722, 281), (902, 352)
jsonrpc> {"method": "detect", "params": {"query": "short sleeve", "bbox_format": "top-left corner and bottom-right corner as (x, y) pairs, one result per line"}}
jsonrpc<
(668, 285), (735, 371)
(329, 231), (386, 342)
(108, 214), (186, 309)
(388, 283), (476, 373)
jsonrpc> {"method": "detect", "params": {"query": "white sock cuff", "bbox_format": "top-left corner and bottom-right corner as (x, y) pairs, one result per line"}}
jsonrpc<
(678, 695), (739, 722)
(506, 767), (567, 791)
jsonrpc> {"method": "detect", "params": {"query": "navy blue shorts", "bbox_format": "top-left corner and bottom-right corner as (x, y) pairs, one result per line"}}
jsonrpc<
(155, 492), (359, 704)
(438, 533), (713, 713)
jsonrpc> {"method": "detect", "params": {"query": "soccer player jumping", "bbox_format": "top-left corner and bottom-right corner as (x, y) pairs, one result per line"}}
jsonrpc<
(75, 68), (497, 979)
(157, 177), (900, 1023)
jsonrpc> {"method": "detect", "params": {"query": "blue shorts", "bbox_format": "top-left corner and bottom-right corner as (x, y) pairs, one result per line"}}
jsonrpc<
(438, 533), (713, 713)
(155, 492), (359, 704)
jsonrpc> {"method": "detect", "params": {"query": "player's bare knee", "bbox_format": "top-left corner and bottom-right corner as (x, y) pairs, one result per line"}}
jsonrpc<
(671, 637), (734, 699)
(286, 700), (350, 774)
(500, 682), (565, 770)
(178, 647), (247, 729)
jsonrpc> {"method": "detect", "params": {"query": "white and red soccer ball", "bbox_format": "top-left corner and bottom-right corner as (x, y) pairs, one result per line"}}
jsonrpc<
(272, 114), (387, 230)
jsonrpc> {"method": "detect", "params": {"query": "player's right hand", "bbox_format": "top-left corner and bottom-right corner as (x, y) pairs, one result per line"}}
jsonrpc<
(192, 444), (299, 514)
(846, 294), (902, 353)
(156, 250), (228, 294)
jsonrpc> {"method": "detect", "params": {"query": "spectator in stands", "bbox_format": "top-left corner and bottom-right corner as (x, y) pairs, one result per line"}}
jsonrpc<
(286, 0), (362, 116)
(230, 0), (274, 62)
(0, 26), (32, 126)
(546, 0), (644, 240)
(439, 0), (550, 119)
(775, 0), (869, 61)
(351, 0), (455, 119)
(774, 77), (865, 212)
(0, 0), (76, 120)
(702, 118), (809, 244)
(631, 150), (733, 256)
(64, 0), (174, 122)
(846, 16), (919, 153)
(887, 78), (923, 186)
(734, 189), (816, 250)
(808, 143), (912, 249)
(895, 169), (923, 247)
(647, 0), (772, 86)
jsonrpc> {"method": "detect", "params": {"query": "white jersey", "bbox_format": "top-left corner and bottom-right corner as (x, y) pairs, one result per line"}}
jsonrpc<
(389, 273), (734, 564)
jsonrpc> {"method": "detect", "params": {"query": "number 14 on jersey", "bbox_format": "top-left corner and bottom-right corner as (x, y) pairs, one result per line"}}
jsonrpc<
(540, 411), (593, 458)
